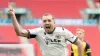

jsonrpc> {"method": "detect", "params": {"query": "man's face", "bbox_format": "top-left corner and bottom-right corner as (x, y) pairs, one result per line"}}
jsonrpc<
(76, 31), (84, 41)
(42, 15), (55, 33)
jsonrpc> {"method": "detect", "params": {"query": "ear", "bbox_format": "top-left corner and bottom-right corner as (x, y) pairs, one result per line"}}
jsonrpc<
(53, 19), (55, 24)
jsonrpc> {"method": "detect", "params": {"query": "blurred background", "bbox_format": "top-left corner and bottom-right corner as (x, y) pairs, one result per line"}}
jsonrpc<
(0, 0), (100, 56)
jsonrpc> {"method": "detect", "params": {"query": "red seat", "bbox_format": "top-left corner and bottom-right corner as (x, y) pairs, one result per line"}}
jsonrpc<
(0, 0), (8, 8)
(14, 0), (88, 18)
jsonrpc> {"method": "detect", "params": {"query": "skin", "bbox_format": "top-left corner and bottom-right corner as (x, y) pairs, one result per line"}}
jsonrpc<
(8, 5), (83, 56)
(76, 29), (84, 41)
(41, 14), (55, 33)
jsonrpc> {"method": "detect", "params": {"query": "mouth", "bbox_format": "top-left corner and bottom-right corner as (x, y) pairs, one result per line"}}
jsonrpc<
(45, 26), (52, 33)
(45, 27), (50, 29)
(45, 25), (51, 29)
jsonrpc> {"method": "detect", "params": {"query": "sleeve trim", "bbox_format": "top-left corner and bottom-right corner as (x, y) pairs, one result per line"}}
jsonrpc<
(27, 30), (36, 39)
(72, 37), (78, 44)
(27, 30), (30, 39)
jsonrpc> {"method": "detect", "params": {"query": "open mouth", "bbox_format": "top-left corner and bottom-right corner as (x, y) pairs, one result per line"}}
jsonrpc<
(45, 25), (51, 29)
(46, 27), (50, 29)
(45, 26), (51, 29)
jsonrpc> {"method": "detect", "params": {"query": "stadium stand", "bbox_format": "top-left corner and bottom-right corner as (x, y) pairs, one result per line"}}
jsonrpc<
(0, 0), (8, 8)
(0, 25), (20, 43)
(14, 0), (88, 18)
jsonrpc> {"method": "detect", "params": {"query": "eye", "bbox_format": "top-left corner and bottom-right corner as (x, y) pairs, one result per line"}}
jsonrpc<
(48, 19), (51, 22)
(43, 20), (46, 23)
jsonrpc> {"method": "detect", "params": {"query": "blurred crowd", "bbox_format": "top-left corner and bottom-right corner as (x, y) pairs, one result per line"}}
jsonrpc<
(0, 0), (100, 25)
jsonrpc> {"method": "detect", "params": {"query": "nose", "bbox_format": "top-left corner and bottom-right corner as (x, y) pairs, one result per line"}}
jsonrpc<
(45, 21), (49, 24)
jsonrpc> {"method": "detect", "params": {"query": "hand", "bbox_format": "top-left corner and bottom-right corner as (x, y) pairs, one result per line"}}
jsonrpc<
(8, 5), (15, 15)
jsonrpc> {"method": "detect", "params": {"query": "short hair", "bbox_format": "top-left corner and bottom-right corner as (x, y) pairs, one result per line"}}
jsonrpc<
(76, 28), (85, 33)
(41, 13), (54, 19)
(43, 13), (52, 16)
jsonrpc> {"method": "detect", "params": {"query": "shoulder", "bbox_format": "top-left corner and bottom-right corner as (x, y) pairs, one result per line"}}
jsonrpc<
(84, 41), (91, 52)
(71, 44), (76, 47)
(86, 42), (90, 47)
(84, 41), (91, 48)
(85, 41), (90, 46)
(55, 27), (73, 36)
(55, 27), (69, 32)
(71, 44), (77, 49)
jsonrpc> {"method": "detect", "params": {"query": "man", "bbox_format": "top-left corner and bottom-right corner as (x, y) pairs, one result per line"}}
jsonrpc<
(71, 28), (91, 56)
(8, 5), (83, 56)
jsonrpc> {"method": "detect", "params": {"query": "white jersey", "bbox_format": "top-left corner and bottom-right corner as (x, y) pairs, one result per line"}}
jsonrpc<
(28, 27), (77, 56)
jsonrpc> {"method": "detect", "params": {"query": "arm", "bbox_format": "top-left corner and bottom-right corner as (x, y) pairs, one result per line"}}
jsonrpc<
(73, 38), (83, 56)
(63, 28), (83, 56)
(8, 5), (28, 37)
(74, 38), (83, 56)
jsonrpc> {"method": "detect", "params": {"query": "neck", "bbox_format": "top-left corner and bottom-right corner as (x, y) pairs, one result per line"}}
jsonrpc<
(81, 39), (84, 42)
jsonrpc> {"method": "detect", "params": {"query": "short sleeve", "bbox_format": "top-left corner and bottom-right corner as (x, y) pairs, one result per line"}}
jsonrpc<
(64, 28), (78, 43)
(27, 27), (41, 39)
